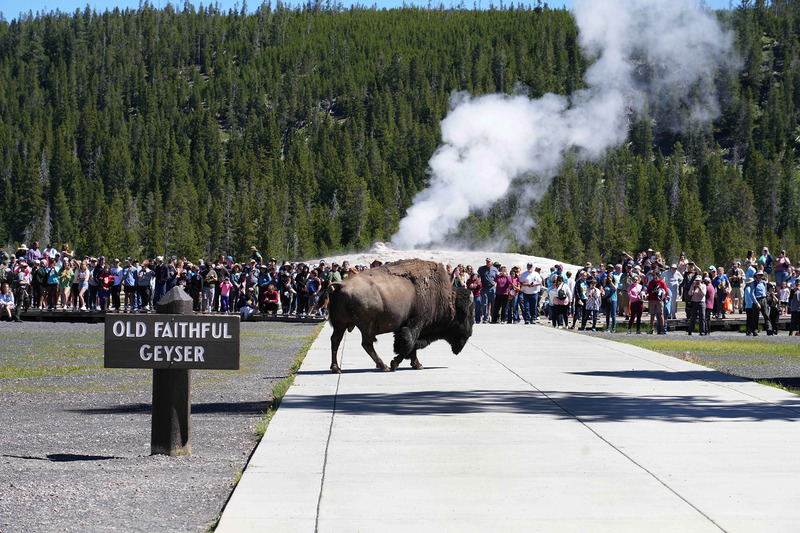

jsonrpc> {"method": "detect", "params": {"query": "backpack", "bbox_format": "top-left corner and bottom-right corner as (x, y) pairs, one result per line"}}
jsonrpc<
(557, 287), (567, 300)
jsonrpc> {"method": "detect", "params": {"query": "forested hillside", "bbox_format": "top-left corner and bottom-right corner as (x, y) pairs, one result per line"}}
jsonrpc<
(0, 1), (798, 266)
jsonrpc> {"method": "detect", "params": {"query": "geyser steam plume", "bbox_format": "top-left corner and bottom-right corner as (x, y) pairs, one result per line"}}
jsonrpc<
(391, 0), (736, 249)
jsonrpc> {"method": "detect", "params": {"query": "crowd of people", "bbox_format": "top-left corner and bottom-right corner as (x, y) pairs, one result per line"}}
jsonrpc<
(0, 242), (378, 323)
(455, 247), (800, 337)
(2, 242), (799, 336)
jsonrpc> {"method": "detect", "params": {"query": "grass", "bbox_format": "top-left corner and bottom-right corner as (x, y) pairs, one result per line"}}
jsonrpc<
(0, 364), (87, 379)
(755, 379), (800, 395)
(616, 339), (800, 358)
(609, 336), (800, 396)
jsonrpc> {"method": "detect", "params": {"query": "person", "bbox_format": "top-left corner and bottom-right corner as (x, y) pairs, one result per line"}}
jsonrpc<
(752, 270), (772, 335)
(647, 265), (669, 334)
(681, 262), (700, 318)
(477, 258), (498, 324)
(219, 276), (233, 313)
(202, 264), (218, 313)
(12, 259), (30, 322)
(613, 264), (628, 319)
(703, 277), (716, 335)
(249, 246), (263, 266)
(89, 257), (105, 310)
(261, 283), (280, 315)
(601, 265), (619, 333)
(788, 279), (800, 336)
(153, 256), (169, 306)
(294, 264), (310, 316)
(581, 279), (601, 331)
(306, 269), (322, 316)
(661, 264), (683, 319)
(687, 276), (707, 335)
(492, 266), (513, 324)
(767, 283), (781, 335)
(240, 287), (259, 321)
(728, 261), (745, 314)
(758, 247), (774, 281)
(188, 264), (203, 311)
(519, 263), (542, 324)
(99, 265), (114, 310)
(466, 269), (482, 325)
(775, 250), (791, 287)
(627, 273), (645, 334)
(507, 266), (523, 323)
(744, 276), (757, 336)
(279, 264), (296, 315)
(779, 280), (790, 316)
(121, 259), (139, 311)
(0, 283), (14, 320)
(138, 261), (154, 311)
(110, 259), (123, 310)
(58, 260), (73, 309)
(571, 270), (588, 329)
(549, 274), (571, 328)
(711, 266), (730, 319)
(677, 251), (689, 275)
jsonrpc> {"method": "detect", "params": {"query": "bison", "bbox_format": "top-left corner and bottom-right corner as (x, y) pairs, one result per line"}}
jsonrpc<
(327, 259), (475, 373)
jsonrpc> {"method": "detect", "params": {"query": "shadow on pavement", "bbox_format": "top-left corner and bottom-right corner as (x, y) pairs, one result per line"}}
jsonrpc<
(279, 386), (800, 422)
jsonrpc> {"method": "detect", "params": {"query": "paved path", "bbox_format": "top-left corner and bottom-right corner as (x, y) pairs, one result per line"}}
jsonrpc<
(217, 323), (800, 532)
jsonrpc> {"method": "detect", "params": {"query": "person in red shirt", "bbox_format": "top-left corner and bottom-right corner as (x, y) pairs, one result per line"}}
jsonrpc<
(647, 265), (669, 335)
(99, 265), (114, 311)
(260, 283), (280, 316)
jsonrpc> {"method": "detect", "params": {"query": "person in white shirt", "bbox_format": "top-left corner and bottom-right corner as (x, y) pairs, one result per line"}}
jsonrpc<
(518, 263), (542, 324)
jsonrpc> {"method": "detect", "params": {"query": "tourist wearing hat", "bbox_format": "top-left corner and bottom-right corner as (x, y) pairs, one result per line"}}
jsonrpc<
(476, 258), (497, 324)
(248, 246), (262, 266)
(752, 271), (772, 335)
(687, 274), (707, 335)
(710, 266), (730, 320)
(15, 244), (28, 260)
(728, 261), (745, 314)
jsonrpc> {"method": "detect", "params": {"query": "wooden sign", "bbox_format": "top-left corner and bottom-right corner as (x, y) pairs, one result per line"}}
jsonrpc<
(104, 315), (240, 370)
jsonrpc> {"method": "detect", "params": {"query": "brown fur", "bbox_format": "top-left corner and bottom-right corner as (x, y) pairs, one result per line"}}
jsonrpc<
(327, 259), (474, 373)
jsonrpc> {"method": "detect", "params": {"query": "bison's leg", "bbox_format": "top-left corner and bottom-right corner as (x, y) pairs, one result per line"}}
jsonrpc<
(330, 323), (347, 374)
(360, 331), (390, 372)
(390, 327), (417, 371)
(410, 350), (424, 370)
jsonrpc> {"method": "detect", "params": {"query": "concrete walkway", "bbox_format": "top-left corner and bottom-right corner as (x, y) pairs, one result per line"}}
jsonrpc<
(217, 323), (800, 533)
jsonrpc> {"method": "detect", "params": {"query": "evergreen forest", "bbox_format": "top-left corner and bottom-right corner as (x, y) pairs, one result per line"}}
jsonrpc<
(1, 1), (800, 267)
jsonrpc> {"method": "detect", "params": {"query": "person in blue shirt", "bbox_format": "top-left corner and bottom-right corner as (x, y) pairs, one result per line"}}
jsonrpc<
(603, 265), (619, 332)
(710, 266), (730, 319)
(752, 271), (772, 335)
(744, 276), (756, 335)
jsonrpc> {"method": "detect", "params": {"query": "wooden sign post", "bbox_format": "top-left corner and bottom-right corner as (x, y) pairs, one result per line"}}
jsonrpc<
(104, 287), (240, 456)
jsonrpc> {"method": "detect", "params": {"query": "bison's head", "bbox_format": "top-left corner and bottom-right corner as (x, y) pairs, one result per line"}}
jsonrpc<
(448, 287), (475, 354)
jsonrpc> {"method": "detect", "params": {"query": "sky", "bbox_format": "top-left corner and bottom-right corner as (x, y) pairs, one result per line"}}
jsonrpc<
(2, 0), (734, 22)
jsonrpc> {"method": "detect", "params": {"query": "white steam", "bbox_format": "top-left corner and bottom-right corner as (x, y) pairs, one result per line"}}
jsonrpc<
(391, 0), (736, 249)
